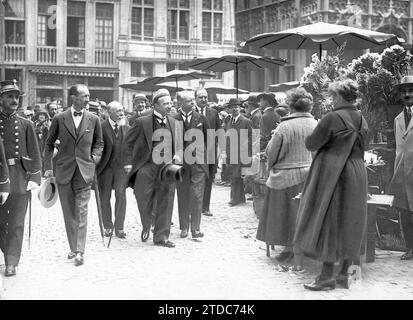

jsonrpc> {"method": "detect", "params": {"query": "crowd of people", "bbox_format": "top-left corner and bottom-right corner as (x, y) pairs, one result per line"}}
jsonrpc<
(0, 74), (412, 293)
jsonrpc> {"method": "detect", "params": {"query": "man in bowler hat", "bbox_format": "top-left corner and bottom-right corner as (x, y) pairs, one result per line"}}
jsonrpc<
(44, 84), (103, 266)
(389, 75), (413, 260)
(124, 89), (182, 248)
(96, 101), (129, 239)
(258, 92), (280, 151)
(224, 98), (253, 207)
(0, 80), (41, 276)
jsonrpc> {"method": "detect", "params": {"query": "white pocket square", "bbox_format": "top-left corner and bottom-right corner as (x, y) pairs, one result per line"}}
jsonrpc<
(86, 129), (90, 132)
(196, 123), (203, 127)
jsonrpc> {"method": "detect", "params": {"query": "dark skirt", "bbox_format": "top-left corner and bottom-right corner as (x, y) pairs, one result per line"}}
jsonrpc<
(256, 183), (303, 246)
(295, 158), (367, 263)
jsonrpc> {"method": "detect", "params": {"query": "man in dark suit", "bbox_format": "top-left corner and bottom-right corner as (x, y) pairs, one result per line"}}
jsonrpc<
(224, 98), (253, 207)
(245, 95), (262, 130)
(0, 80), (41, 277)
(44, 84), (103, 267)
(195, 88), (221, 217)
(175, 91), (210, 238)
(96, 101), (129, 239)
(258, 93), (280, 151)
(124, 89), (182, 248)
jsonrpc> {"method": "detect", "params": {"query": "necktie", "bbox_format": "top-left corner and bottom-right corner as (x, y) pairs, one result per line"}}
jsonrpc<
(155, 115), (166, 127)
(232, 117), (236, 125)
(405, 107), (412, 128)
(182, 111), (192, 127)
(114, 123), (119, 135)
(74, 111), (82, 117)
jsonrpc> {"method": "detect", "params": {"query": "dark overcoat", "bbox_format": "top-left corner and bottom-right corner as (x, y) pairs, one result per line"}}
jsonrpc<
(294, 105), (369, 263)
(225, 114), (253, 178)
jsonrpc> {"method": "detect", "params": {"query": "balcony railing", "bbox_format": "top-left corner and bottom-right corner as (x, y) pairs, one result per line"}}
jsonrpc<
(37, 46), (57, 64)
(95, 49), (115, 66)
(4, 44), (26, 63)
(166, 43), (192, 60)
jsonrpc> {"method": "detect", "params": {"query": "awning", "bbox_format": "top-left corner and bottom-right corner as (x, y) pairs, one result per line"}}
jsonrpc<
(29, 68), (118, 78)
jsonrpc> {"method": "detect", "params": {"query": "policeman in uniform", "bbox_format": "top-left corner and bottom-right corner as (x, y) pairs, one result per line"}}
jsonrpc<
(0, 80), (41, 277)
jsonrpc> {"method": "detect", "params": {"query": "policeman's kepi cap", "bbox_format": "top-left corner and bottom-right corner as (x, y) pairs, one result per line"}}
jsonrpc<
(0, 80), (21, 96)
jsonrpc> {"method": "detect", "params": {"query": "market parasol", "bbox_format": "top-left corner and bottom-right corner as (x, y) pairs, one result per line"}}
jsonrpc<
(183, 52), (286, 97)
(241, 22), (403, 59)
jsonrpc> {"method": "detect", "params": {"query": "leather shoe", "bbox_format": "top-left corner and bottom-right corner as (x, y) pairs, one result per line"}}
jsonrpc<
(104, 228), (113, 237)
(336, 273), (352, 289)
(115, 230), (126, 238)
(180, 229), (188, 238)
(154, 240), (175, 248)
(74, 253), (84, 266)
(401, 249), (413, 260)
(5, 265), (16, 277)
(276, 251), (294, 263)
(304, 276), (336, 291)
(141, 228), (150, 242)
(67, 251), (76, 259)
(192, 231), (204, 238)
(203, 210), (213, 216)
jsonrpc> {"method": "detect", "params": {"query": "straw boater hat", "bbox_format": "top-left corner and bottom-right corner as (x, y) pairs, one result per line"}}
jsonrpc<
(38, 177), (59, 208)
(133, 93), (148, 102)
(393, 75), (413, 91)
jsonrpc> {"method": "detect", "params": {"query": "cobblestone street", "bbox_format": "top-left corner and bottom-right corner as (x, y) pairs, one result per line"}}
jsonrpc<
(1, 181), (413, 300)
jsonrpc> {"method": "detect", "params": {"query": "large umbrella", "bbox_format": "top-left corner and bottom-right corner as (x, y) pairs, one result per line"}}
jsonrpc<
(203, 83), (249, 95)
(241, 22), (402, 59)
(139, 69), (214, 92)
(268, 81), (300, 93)
(183, 52), (286, 97)
(120, 81), (192, 94)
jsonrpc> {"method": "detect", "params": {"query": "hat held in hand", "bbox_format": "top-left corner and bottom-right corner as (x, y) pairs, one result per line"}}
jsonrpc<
(38, 177), (59, 208)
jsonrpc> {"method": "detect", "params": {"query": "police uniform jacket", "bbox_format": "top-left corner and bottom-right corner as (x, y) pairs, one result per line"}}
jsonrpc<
(0, 112), (41, 194)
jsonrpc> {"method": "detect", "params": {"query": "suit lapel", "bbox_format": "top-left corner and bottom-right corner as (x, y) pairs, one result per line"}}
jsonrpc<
(103, 120), (114, 145)
(63, 109), (77, 141)
(142, 115), (153, 150)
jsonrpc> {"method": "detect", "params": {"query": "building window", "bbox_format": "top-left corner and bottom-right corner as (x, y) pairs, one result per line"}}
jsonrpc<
(67, 1), (85, 48)
(131, 61), (153, 77)
(96, 3), (114, 49)
(166, 62), (188, 72)
(167, 0), (190, 41)
(38, 0), (57, 46)
(131, 0), (154, 41)
(4, 0), (25, 44)
(202, 0), (223, 43)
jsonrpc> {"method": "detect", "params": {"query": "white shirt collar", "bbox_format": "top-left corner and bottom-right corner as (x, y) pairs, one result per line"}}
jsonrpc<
(153, 110), (165, 120)
(232, 114), (240, 123)
(264, 107), (273, 113)
(251, 108), (260, 116)
(71, 106), (84, 116)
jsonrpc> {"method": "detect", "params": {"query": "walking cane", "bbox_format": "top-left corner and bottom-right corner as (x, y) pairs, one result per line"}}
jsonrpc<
(93, 173), (105, 247)
(28, 190), (32, 250)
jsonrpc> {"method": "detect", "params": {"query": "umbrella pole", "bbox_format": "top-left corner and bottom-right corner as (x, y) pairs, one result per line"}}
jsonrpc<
(319, 44), (322, 60)
(235, 60), (239, 99)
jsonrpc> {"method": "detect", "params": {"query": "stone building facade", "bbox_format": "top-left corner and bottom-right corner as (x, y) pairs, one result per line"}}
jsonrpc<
(0, 0), (120, 110)
(118, 0), (236, 110)
(235, 0), (413, 92)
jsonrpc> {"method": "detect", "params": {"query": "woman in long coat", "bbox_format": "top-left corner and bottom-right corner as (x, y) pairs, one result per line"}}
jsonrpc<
(294, 79), (369, 291)
(257, 88), (317, 264)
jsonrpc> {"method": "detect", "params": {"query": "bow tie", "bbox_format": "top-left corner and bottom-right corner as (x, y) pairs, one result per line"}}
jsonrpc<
(74, 111), (83, 117)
